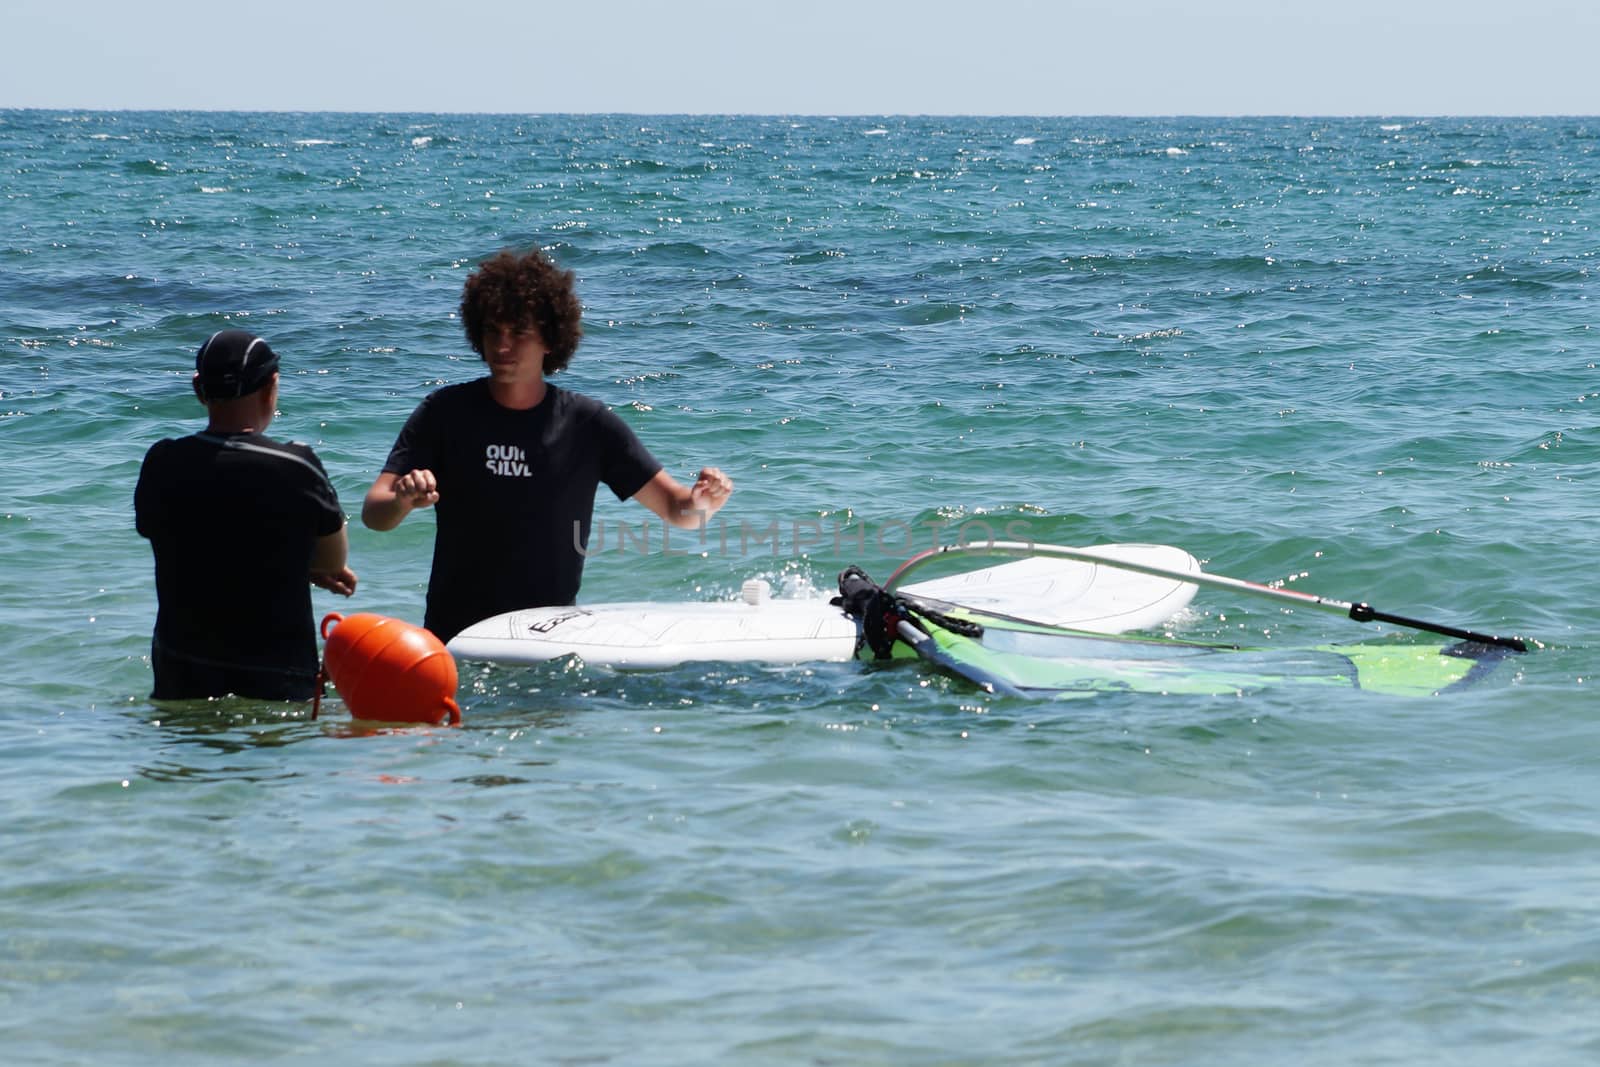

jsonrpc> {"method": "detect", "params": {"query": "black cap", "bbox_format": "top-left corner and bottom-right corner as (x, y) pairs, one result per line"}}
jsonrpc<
(195, 330), (280, 400)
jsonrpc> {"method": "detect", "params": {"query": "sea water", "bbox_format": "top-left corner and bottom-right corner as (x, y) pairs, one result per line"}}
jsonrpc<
(1, 111), (1597, 1064)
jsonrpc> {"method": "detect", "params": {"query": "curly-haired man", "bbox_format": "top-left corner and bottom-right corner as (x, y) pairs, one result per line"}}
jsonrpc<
(362, 248), (733, 643)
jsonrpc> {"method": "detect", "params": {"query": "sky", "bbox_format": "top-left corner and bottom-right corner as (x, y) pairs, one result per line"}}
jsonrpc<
(5, 0), (1598, 116)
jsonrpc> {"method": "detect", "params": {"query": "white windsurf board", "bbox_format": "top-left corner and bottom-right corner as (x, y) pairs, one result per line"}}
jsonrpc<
(446, 542), (1199, 668)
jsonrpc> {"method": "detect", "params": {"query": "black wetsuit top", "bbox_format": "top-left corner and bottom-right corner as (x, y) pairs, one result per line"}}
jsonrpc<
(135, 431), (345, 700)
(380, 380), (660, 643)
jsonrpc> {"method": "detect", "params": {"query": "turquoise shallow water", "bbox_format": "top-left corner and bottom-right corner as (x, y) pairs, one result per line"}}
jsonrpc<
(2, 111), (1598, 1064)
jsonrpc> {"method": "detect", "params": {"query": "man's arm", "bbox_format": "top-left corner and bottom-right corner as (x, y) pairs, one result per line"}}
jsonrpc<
(632, 467), (734, 529)
(362, 469), (440, 531)
(309, 524), (357, 596)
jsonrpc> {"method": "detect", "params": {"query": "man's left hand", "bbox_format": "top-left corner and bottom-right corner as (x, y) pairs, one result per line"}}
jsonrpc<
(311, 566), (358, 597)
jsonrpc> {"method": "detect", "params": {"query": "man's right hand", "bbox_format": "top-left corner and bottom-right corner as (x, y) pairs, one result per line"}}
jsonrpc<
(361, 469), (440, 531)
(392, 469), (440, 509)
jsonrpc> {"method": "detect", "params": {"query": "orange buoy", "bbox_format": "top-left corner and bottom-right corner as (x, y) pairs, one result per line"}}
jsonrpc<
(318, 613), (461, 726)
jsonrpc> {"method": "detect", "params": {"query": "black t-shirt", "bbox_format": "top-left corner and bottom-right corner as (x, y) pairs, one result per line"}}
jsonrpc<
(381, 380), (661, 642)
(135, 431), (346, 683)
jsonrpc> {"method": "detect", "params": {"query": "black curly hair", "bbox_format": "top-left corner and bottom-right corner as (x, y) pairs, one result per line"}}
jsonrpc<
(459, 248), (583, 373)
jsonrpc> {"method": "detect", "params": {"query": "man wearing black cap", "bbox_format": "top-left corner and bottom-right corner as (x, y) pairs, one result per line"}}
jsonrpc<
(135, 329), (357, 700)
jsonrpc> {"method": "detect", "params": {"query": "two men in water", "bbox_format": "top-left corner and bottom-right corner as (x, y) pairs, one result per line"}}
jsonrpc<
(139, 248), (733, 699)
